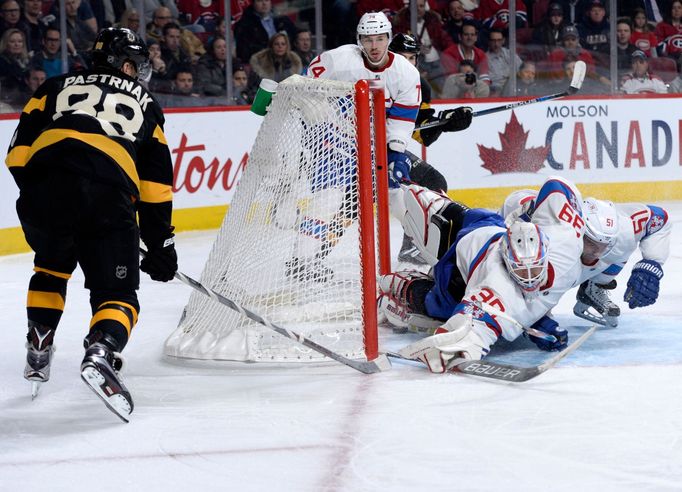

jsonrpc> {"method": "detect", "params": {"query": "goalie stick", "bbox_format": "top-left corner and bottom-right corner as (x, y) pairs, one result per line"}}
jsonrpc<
(387, 324), (597, 382)
(415, 60), (587, 131)
(140, 249), (391, 374)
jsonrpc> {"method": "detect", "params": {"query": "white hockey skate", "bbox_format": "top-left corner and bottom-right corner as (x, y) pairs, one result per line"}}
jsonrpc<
(573, 280), (620, 328)
(24, 322), (56, 399)
(81, 342), (133, 423)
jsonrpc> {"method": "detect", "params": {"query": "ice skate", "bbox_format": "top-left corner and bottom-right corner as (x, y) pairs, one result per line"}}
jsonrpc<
(397, 235), (427, 265)
(573, 280), (620, 327)
(285, 257), (334, 283)
(81, 341), (133, 423)
(24, 322), (56, 399)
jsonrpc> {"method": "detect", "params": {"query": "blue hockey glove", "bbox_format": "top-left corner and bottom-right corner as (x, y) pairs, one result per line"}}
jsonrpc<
(387, 150), (411, 189)
(624, 259), (663, 308)
(526, 315), (568, 352)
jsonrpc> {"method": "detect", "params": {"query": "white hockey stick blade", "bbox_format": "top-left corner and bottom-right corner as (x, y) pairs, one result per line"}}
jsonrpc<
(388, 325), (597, 383)
(140, 249), (391, 375)
(568, 60), (587, 93)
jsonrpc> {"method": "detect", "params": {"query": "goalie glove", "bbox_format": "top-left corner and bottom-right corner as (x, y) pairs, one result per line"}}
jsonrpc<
(398, 313), (495, 373)
(526, 315), (567, 352)
(624, 259), (663, 308)
(438, 107), (473, 133)
(140, 236), (178, 282)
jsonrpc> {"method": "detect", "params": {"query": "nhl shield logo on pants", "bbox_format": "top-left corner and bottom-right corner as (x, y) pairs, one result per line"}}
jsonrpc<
(115, 266), (127, 279)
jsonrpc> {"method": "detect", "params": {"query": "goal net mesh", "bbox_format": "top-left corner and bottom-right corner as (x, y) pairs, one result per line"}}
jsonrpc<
(165, 75), (378, 362)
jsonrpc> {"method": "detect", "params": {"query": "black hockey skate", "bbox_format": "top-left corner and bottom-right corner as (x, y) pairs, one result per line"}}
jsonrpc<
(81, 339), (133, 423)
(573, 279), (620, 328)
(24, 322), (56, 399)
(397, 235), (427, 265)
(285, 257), (334, 283)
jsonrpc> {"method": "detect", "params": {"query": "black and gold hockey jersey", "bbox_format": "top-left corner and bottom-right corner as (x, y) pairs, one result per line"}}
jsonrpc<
(5, 67), (174, 248)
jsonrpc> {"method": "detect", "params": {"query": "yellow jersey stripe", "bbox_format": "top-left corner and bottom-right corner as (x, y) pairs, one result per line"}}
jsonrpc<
(33, 267), (72, 280)
(27, 291), (65, 310)
(90, 308), (133, 336)
(96, 301), (139, 325)
(5, 145), (31, 168)
(140, 180), (173, 203)
(23, 95), (47, 114)
(6, 129), (140, 188)
(153, 125), (168, 145)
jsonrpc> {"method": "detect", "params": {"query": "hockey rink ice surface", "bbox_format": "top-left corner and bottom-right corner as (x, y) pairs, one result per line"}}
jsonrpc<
(1, 202), (681, 492)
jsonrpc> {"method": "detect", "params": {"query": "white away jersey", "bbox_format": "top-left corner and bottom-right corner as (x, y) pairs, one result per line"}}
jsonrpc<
(307, 45), (421, 152)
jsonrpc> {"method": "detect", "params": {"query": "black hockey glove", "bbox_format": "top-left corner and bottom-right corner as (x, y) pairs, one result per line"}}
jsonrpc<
(439, 107), (473, 133)
(140, 237), (178, 282)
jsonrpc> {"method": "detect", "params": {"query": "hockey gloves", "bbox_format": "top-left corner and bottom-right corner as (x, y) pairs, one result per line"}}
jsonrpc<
(387, 150), (412, 189)
(140, 237), (178, 282)
(439, 107), (473, 133)
(624, 259), (663, 308)
(527, 315), (568, 352)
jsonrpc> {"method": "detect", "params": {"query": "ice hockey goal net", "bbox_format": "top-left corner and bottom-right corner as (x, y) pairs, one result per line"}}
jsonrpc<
(165, 75), (390, 363)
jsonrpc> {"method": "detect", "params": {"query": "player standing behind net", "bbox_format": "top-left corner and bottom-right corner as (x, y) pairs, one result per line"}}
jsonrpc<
(5, 27), (178, 422)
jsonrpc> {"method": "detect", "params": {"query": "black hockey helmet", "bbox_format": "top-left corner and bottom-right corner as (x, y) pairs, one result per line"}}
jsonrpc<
(91, 27), (150, 80)
(389, 33), (420, 54)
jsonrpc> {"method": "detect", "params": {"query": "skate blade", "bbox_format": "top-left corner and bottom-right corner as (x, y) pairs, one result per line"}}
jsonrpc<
(81, 366), (132, 423)
(31, 381), (41, 400)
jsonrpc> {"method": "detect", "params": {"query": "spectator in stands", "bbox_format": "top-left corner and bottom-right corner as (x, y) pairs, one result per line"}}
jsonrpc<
(631, 8), (659, 57)
(22, 0), (46, 54)
(234, 0), (296, 63)
(502, 60), (542, 95)
(443, 0), (466, 44)
(475, 0), (528, 32)
(62, 0), (97, 54)
(531, 2), (566, 57)
(293, 28), (316, 70)
(117, 8), (142, 32)
(617, 18), (639, 73)
(197, 35), (232, 96)
(1, 0), (31, 49)
(142, 0), (179, 25)
(7, 64), (45, 109)
(486, 28), (522, 95)
(667, 55), (682, 92)
(147, 6), (205, 62)
(655, 0), (682, 57)
(577, 0), (610, 71)
(249, 32), (302, 83)
(0, 28), (29, 103)
(232, 64), (257, 105)
(160, 22), (193, 78)
(146, 38), (170, 92)
(177, 0), (223, 34)
(441, 21), (491, 92)
(441, 59), (490, 98)
(31, 26), (85, 79)
(548, 24), (608, 87)
(620, 49), (668, 93)
(393, 0), (454, 90)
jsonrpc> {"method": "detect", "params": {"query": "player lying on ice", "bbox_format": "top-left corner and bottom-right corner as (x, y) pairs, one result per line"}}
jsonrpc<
(379, 176), (587, 373)
(501, 191), (671, 328)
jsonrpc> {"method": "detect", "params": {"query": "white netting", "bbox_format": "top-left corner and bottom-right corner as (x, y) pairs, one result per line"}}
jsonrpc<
(165, 75), (377, 362)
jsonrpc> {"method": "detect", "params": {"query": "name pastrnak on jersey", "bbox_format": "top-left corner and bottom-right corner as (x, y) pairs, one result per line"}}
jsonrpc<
(5, 67), (174, 246)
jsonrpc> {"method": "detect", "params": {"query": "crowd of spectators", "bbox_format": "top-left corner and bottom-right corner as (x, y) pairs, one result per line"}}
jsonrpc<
(1, 0), (682, 111)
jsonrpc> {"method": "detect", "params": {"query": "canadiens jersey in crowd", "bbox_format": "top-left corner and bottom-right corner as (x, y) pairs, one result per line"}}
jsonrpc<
(5, 67), (174, 245)
(307, 45), (421, 152)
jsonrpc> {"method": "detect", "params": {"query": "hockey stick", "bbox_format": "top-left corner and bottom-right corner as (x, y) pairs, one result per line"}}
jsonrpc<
(140, 249), (391, 374)
(387, 324), (597, 383)
(472, 300), (557, 343)
(415, 60), (587, 131)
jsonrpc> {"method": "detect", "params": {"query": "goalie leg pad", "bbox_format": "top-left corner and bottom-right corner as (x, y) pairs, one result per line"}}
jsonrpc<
(378, 271), (437, 330)
(402, 185), (455, 265)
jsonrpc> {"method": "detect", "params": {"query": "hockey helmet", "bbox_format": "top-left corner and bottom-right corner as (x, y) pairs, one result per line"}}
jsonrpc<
(582, 197), (618, 259)
(501, 221), (549, 295)
(389, 33), (420, 54)
(91, 27), (150, 81)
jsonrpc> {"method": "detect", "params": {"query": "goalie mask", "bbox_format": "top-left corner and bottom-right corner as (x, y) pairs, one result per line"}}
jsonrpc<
(356, 12), (392, 67)
(91, 27), (151, 82)
(582, 197), (618, 262)
(501, 221), (549, 295)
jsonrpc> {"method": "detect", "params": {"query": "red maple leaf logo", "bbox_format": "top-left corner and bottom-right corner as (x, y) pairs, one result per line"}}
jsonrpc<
(478, 111), (549, 174)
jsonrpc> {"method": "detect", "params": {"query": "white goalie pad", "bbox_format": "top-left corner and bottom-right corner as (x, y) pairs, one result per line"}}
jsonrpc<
(401, 185), (450, 266)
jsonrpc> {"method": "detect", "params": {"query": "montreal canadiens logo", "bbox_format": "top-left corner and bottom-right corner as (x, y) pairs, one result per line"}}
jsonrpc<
(647, 215), (665, 234)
